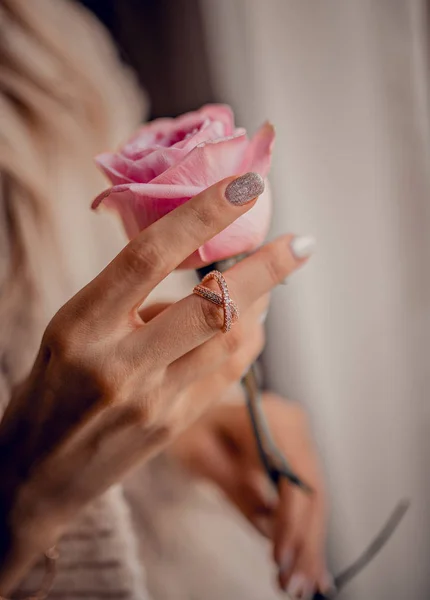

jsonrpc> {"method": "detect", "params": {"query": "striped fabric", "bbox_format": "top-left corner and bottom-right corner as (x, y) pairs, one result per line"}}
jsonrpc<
(14, 487), (150, 600)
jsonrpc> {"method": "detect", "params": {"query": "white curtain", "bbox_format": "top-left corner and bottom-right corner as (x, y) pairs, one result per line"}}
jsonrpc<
(200, 1), (430, 598)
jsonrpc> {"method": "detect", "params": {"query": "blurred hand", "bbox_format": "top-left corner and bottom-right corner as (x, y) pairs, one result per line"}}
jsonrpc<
(171, 393), (332, 598)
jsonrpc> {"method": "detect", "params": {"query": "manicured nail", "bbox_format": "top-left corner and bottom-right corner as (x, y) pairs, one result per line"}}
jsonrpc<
(225, 172), (265, 206)
(290, 235), (316, 259)
(286, 573), (309, 596)
(321, 572), (336, 595)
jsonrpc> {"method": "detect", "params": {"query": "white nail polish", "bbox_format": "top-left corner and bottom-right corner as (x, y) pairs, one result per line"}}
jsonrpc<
(290, 235), (316, 260)
(286, 573), (308, 596)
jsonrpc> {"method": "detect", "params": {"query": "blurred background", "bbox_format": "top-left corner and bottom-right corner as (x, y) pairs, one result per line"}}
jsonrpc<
(82, 0), (430, 597)
(77, 1), (430, 597)
(5, 0), (430, 597)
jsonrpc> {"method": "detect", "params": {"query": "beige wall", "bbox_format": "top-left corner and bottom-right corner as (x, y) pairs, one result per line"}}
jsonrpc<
(200, 1), (430, 597)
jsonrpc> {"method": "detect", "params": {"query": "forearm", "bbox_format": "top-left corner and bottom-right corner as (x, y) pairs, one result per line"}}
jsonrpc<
(0, 537), (39, 596)
(0, 474), (40, 595)
(0, 456), (59, 596)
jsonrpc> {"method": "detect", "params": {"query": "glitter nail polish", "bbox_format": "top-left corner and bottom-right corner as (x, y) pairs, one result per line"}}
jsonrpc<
(225, 172), (265, 206)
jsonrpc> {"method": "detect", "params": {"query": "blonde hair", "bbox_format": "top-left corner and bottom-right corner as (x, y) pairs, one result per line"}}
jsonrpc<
(0, 0), (144, 401)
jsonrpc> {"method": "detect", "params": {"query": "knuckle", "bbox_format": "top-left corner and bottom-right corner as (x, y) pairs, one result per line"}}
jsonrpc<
(44, 297), (96, 358)
(43, 314), (75, 359)
(44, 325), (119, 399)
(261, 243), (288, 286)
(123, 236), (167, 279)
(223, 325), (264, 382)
(197, 297), (225, 332)
(130, 392), (174, 440)
(188, 201), (216, 233)
(122, 401), (152, 427)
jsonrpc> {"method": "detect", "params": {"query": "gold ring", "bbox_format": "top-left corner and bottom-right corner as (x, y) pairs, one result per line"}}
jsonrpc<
(193, 270), (239, 333)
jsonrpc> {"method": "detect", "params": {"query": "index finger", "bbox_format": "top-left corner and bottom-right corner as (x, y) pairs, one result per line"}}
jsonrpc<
(96, 172), (265, 314)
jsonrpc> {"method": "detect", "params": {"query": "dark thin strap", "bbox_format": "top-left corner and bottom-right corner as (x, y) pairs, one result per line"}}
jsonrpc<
(331, 500), (410, 593)
(312, 501), (409, 598)
(242, 364), (312, 492)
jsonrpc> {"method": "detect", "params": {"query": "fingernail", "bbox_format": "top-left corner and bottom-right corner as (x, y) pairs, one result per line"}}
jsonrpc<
(290, 235), (316, 259)
(302, 583), (316, 600)
(321, 572), (336, 595)
(279, 548), (294, 573)
(286, 572), (309, 596)
(225, 172), (265, 206)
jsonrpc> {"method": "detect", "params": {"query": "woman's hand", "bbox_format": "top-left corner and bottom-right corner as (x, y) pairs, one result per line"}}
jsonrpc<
(171, 393), (332, 598)
(0, 173), (312, 593)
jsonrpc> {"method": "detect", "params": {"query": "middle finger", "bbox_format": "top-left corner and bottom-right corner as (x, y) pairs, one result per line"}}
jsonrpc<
(127, 233), (314, 367)
(166, 294), (269, 391)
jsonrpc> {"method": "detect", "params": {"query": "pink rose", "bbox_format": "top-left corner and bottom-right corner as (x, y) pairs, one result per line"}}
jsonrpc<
(92, 104), (274, 267)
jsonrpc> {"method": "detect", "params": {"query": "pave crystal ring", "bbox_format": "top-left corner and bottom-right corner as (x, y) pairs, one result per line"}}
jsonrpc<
(193, 270), (239, 333)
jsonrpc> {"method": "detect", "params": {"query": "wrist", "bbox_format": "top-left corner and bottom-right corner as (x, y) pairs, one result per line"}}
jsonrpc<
(0, 481), (59, 596)
(0, 397), (60, 591)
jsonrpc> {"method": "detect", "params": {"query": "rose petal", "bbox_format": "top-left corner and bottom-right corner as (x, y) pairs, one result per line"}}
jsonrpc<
(166, 111), (208, 134)
(116, 115), (219, 170)
(95, 153), (136, 185)
(94, 185), (199, 239)
(199, 104), (235, 136)
(152, 132), (248, 188)
(97, 147), (194, 184)
(241, 121), (275, 178)
(92, 182), (203, 210)
(122, 118), (176, 157)
(234, 127), (247, 136)
(95, 183), (271, 266)
(93, 182), (205, 241)
(198, 184), (272, 263)
(124, 148), (189, 181)
(92, 106), (275, 264)
(104, 122), (238, 186)
(176, 119), (225, 151)
(121, 113), (209, 156)
(157, 115), (208, 147)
